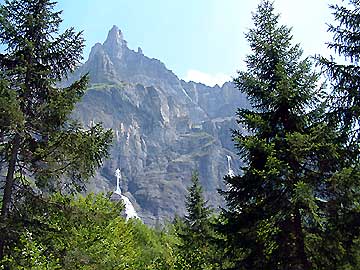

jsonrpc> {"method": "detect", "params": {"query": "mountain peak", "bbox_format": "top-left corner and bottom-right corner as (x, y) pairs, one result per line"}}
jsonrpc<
(103, 25), (127, 59)
(105, 25), (124, 43)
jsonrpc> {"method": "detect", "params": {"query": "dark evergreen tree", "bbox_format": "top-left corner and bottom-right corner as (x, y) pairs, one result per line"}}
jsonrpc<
(0, 0), (112, 261)
(221, 1), (343, 269)
(184, 172), (212, 232)
(315, 1), (360, 268)
(319, 0), (360, 141)
(174, 172), (215, 269)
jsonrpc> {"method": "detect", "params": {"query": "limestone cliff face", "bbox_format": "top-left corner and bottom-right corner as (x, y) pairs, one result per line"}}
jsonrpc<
(72, 26), (248, 224)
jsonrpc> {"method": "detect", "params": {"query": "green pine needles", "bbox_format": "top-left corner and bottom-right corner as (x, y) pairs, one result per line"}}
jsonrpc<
(222, 1), (360, 269)
(0, 0), (112, 261)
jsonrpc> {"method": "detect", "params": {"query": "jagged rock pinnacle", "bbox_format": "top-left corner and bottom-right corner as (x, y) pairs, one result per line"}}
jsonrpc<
(106, 25), (124, 43)
(103, 25), (126, 59)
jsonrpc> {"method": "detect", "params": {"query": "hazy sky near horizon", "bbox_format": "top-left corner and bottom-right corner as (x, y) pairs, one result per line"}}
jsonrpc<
(43, 1), (341, 85)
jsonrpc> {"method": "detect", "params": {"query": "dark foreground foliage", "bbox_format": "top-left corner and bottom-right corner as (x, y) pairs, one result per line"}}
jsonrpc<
(0, 0), (112, 262)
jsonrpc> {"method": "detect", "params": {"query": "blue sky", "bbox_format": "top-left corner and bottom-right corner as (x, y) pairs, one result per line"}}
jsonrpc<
(32, 1), (342, 85)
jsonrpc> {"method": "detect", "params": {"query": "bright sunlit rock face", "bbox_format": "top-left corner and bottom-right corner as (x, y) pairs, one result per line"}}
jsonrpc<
(103, 25), (126, 60)
(71, 26), (248, 225)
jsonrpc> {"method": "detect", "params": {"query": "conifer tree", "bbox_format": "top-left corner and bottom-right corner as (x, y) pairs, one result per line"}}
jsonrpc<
(175, 172), (214, 269)
(185, 172), (212, 232)
(319, 0), (360, 141)
(316, 1), (360, 268)
(0, 0), (112, 260)
(221, 1), (342, 269)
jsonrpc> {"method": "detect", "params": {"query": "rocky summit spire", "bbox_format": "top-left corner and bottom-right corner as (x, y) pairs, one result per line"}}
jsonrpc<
(103, 25), (126, 59)
(105, 25), (124, 43)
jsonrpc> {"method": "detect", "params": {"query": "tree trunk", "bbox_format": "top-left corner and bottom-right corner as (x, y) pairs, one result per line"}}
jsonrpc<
(294, 208), (311, 270)
(0, 133), (20, 261)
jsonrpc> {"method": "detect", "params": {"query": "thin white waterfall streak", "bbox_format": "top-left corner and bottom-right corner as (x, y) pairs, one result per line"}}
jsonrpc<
(114, 168), (139, 220)
(115, 168), (121, 194)
(226, 155), (235, 177)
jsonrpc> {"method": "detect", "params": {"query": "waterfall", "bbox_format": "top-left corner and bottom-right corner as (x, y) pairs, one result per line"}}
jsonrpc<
(114, 168), (140, 220)
(120, 195), (139, 220)
(226, 155), (235, 177)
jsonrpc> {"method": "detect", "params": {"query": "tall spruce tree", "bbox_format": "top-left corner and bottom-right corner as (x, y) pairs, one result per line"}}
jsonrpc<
(0, 0), (112, 260)
(315, 1), (360, 268)
(319, 0), (360, 142)
(175, 172), (214, 269)
(184, 172), (212, 232)
(221, 1), (343, 269)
